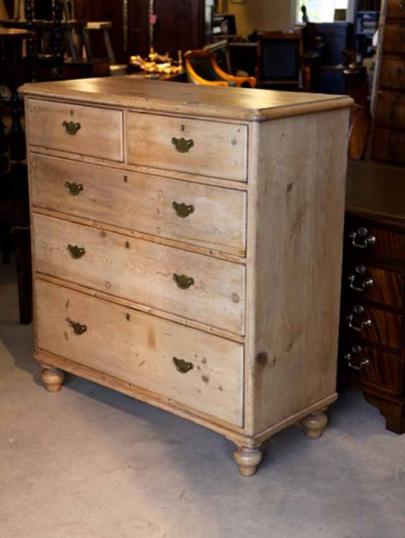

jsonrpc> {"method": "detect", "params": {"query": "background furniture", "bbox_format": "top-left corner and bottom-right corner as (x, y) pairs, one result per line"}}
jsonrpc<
(371, 0), (405, 165)
(0, 28), (32, 324)
(185, 46), (256, 87)
(22, 77), (351, 476)
(340, 160), (405, 433)
(257, 31), (303, 90)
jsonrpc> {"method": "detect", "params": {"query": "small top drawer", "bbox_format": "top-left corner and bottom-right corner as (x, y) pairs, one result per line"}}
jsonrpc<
(26, 99), (123, 161)
(126, 112), (248, 182)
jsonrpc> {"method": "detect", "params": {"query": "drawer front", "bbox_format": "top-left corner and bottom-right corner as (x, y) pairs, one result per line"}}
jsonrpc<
(343, 264), (404, 309)
(345, 219), (405, 268)
(33, 214), (245, 335)
(383, 24), (405, 54)
(345, 303), (403, 350)
(387, 0), (405, 20)
(30, 154), (246, 256)
(343, 343), (401, 395)
(375, 91), (405, 131)
(380, 58), (405, 91)
(26, 99), (123, 161)
(35, 280), (244, 426)
(126, 112), (248, 182)
(371, 128), (405, 166)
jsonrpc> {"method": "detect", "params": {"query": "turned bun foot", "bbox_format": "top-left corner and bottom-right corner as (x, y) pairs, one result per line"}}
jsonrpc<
(41, 367), (65, 393)
(301, 412), (328, 439)
(233, 446), (263, 477)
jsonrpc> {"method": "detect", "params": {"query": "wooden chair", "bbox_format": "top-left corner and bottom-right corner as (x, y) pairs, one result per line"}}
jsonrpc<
(257, 31), (303, 90)
(185, 48), (256, 88)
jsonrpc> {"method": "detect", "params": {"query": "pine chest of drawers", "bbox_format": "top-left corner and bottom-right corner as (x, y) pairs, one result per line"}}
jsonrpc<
(21, 77), (352, 475)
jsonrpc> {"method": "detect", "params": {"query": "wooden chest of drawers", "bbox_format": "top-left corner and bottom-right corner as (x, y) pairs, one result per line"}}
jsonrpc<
(371, 0), (405, 165)
(340, 161), (405, 434)
(21, 77), (351, 475)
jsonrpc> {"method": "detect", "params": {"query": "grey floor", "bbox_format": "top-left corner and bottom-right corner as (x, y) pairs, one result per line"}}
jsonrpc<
(1, 261), (405, 538)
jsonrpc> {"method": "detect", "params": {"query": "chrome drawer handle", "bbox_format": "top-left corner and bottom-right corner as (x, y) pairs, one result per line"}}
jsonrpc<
(66, 318), (87, 335)
(348, 265), (374, 292)
(346, 305), (372, 332)
(172, 201), (194, 218)
(172, 137), (194, 153)
(173, 273), (194, 290)
(65, 182), (84, 196)
(349, 227), (376, 249)
(173, 356), (194, 374)
(345, 345), (370, 371)
(62, 121), (81, 135)
(67, 244), (85, 259)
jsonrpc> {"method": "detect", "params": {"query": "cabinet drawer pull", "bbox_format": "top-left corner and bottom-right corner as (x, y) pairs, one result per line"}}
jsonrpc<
(346, 305), (372, 332)
(173, 356), (194, 374)
(348, 265), (374, 292)
(65, 182), (84, 196)
(345, 345), (370, 371)
(172, 201), (194, 218)
(66, 318), (87, 335)
(172, 137), (194, 153)
(173, 273), (194, 289)
(349, 227), (376, 249)
(67, 244), (85, 259)
(62, 121), (81, 135)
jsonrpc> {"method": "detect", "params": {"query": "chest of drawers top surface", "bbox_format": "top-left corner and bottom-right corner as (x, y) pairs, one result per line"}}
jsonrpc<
(21, 76), (352, 122)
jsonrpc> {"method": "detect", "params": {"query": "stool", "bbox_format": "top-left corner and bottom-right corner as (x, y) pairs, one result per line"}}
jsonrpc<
(84, 21), (116, 65)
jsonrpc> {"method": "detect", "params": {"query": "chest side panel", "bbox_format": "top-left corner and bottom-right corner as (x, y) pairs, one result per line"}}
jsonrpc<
(248, 109), (350, 434)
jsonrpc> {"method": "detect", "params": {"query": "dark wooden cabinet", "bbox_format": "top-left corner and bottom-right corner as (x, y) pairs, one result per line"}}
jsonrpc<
(371, 1), (405, 164)
(128, 0), (205, 58)
(340, 161), (405, 434)
(75, 0), (206, 62)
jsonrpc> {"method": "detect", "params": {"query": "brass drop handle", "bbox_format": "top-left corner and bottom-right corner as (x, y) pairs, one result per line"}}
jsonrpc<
(67, 318), (87, 335)
(345, 345), (370, 371)
(67, 244), (86, 259)
(172, 137), (194, 153)
(65, 182), (84, 196)
(62, 120), (81, 135)
(347, 265), (374, 292)
(173, 356), (194, 374)
(349, 227), (376, 249)
(173, 273), (194, 290)
(172, 201), (194, 218)
(346, 305), (372, 332)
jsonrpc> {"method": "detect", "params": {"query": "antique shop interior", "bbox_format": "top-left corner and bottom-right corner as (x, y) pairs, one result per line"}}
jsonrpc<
(0, 1), (404, 537)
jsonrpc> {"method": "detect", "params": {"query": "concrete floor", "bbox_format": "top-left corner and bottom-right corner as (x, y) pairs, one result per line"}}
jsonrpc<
(1, 261), (405, 538)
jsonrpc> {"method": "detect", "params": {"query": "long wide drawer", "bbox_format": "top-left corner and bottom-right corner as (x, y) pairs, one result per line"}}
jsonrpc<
(33, 213), (246, 335)
(26, 99), (123, 161)
(30, 154), (247, 256)
(126, 112), (248, 182)
(35, 280), (244, 426)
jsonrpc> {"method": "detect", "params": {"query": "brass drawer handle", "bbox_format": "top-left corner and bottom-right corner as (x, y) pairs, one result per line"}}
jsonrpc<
(345, 345), (370, 371)
(346, 304), (372, 332)
(172, 137), (194, 153)
(173, 273), (194, 290)
(173, 356), (194, 374)
(172, 201), (194, 218)
(66, 318), (87, 335)
(65, 182), (84, 196)
(62, 120), (81, 135)
(347, 265), (374, 292)
(349, 227), (376, 249)
(67, 244), (85, 259)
